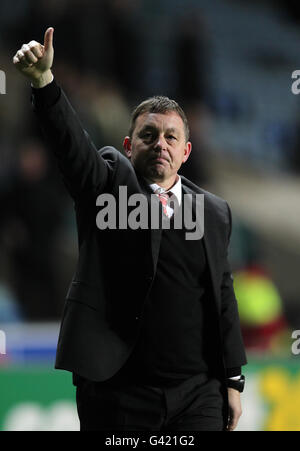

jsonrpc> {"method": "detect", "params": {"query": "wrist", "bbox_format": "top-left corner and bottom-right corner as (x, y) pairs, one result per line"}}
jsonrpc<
(226, 375), (245, 393)
(31, 70), (53, 89)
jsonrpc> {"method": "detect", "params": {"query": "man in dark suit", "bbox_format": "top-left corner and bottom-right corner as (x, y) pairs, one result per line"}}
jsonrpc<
(13, 28), (247, 431)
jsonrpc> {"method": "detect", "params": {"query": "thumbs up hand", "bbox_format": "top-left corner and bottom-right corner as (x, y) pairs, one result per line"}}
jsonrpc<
(13, 28), (54, 88)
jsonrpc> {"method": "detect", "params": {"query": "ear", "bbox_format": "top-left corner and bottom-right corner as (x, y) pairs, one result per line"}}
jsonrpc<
(182, 141), (192, 163)
(123, 136), (132, 158)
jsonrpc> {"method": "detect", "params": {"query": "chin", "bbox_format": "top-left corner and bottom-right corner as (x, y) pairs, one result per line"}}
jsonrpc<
(148, 168), (165, 181)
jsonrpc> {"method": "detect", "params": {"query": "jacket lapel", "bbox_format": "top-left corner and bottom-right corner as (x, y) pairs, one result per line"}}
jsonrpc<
(182, 184), (221, 313)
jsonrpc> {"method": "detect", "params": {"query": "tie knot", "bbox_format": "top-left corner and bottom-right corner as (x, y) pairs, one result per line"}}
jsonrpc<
(158, 191), (169, 201)
(155, 189), (170, 203)
(154, 187), (171, 196)
(154, 189), (173, 217)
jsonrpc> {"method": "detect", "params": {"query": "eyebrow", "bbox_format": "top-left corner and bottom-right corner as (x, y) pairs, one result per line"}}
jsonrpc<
(139, 125), (180, 135)
(140, 125), (156, 131)
(165, 127), (179, 135)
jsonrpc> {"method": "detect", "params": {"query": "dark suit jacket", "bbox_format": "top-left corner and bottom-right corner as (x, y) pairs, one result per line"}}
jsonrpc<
(33, 83), (247, 383)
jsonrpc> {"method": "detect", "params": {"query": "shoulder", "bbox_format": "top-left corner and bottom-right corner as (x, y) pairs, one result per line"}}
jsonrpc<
(180, 175), (232, 236)
(98, 145), (129, 165)
(180, 175), (230, 213)
(97, 145), (135, 176)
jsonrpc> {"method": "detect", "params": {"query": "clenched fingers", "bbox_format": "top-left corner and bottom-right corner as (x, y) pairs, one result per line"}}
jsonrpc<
(21, 44), (38, 64)
(14, 50), (32, 67)
(28, 41), (44, 58)
(13, 41), (44, 67)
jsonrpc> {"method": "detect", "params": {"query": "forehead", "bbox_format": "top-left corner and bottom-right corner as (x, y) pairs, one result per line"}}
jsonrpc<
(135, 111), (185, 133)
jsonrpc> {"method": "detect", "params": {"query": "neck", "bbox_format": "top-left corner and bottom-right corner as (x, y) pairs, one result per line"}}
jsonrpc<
(148, 174), (179, 190)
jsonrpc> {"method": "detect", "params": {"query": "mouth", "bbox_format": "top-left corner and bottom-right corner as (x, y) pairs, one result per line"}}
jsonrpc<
(151, 156), (169, 165)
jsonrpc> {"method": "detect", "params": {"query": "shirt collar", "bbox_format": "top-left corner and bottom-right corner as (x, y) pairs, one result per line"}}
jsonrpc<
(146, 176), (182, 206)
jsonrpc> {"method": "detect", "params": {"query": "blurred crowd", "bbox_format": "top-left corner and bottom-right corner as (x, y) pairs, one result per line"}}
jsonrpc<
(0, 0), (298, 357)
(0, 0), (213, 321)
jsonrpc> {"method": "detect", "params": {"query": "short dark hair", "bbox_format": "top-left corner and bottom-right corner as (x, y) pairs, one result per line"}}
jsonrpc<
(129, 95), (190, 142)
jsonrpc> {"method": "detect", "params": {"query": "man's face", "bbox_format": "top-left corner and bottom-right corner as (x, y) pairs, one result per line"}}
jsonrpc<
(123, 111), (192, 187)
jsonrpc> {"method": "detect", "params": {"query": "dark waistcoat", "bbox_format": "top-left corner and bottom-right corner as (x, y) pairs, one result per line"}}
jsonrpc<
(113, 213), (219, 386)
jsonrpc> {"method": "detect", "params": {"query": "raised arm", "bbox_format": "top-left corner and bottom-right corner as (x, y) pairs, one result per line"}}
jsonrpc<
(13, 28), (111, 199)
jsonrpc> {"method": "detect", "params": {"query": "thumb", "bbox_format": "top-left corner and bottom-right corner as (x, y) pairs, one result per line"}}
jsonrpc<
(44, 27), (54, 52)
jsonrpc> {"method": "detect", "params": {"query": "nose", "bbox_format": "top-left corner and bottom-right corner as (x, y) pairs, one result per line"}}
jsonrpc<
(154, 134), (167, 151)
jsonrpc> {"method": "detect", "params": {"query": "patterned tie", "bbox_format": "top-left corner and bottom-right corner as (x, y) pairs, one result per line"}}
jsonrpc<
(155, 189), (172, 218)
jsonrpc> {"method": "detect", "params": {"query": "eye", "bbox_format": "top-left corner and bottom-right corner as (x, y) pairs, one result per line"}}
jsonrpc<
(141, 131), (152, 138)
(141, 131), (155, 142)
(167, 135), (177, 141)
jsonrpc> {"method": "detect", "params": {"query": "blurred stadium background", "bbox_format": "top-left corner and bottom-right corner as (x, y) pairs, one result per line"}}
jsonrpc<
(1, 0), (300, 431)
